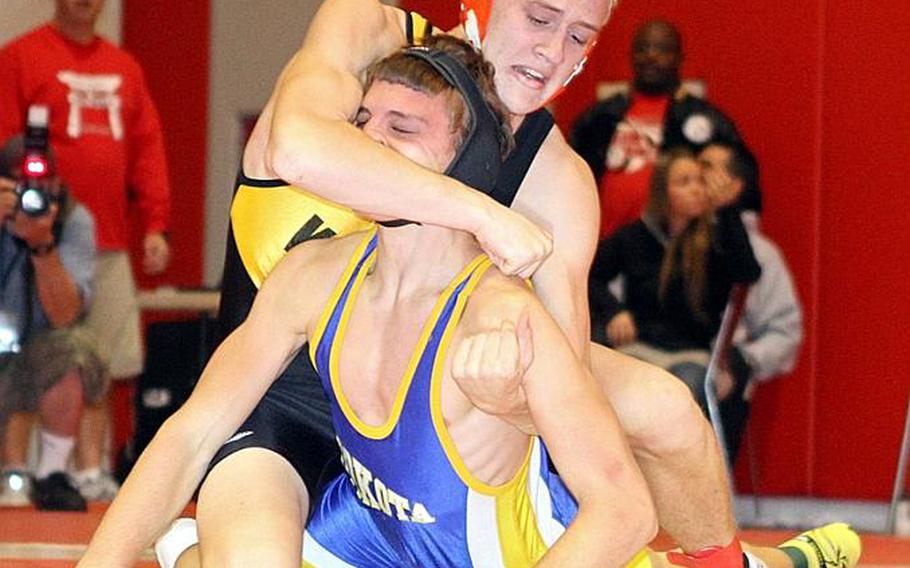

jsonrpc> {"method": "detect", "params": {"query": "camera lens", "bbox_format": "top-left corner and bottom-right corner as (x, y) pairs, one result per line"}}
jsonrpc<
(18, 186), (49, 217)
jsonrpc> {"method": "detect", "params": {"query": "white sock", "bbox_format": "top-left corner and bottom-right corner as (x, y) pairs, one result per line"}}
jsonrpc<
(73, 466), (102, 484)
(155, 518), (199, 568)
(744, 551), (769, 568)
(36, 430), (75, 479)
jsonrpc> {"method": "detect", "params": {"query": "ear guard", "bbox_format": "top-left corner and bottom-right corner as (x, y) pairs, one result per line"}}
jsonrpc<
(403, 46), (504, 194)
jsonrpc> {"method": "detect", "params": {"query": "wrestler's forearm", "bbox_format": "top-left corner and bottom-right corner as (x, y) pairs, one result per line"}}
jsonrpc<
(538, 503), (650, 567)
(79, 416), (210, 566)
(524, 303), (656, 564)
(269, 113), (492, 234)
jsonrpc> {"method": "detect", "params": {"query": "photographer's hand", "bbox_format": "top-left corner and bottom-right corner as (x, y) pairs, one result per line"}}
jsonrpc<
(0, 177), (18, 222)
(11, 201), (58, 250)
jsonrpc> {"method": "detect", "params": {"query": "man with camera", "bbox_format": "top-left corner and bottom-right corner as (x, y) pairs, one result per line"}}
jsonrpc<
(0, 132), (105, 511)
(0, 0), (173, 501)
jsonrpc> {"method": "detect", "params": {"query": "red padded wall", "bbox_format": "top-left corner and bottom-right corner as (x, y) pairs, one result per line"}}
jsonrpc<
(122, 0), (210, 289)
(400, 0), (910, 499)
(814, 0), (910, 499)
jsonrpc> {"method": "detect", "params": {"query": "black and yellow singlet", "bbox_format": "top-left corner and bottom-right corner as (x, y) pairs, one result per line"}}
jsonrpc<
(214, 11), (554, 345)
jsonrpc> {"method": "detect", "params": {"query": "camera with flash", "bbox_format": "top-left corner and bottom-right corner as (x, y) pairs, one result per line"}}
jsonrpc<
(15, 105), (53, 217)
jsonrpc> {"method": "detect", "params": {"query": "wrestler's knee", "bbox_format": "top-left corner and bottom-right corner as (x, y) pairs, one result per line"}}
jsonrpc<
(197, 449), (308, 568)
(615, 367), (708, 459)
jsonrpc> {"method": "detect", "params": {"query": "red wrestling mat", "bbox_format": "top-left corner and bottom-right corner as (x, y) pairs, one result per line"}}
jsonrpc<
(0, 502), (195, 567)
(1, 503), (908, 566)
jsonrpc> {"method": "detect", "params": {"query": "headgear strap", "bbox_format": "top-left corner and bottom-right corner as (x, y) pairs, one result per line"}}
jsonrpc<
(403, 46), (504, 195)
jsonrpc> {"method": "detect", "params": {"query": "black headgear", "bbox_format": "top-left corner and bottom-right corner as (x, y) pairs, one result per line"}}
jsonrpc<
(402, 46), (503, 195)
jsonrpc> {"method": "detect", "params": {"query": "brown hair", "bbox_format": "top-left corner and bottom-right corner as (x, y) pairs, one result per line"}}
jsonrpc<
(644, 147), (712, 323)
(363, 34), (513, 159)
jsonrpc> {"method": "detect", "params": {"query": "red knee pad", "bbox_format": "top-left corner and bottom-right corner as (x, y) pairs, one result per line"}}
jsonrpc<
(666, 538), (744, 568)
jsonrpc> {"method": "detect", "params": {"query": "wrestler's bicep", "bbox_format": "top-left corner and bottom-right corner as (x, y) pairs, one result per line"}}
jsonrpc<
(301, 0), (406, 74)
(522, 144), (599, 360)
(271, 0), (405, 122)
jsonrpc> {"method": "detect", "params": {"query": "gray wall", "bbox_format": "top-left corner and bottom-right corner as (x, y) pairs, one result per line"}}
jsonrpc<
(204, 0), (323, 286)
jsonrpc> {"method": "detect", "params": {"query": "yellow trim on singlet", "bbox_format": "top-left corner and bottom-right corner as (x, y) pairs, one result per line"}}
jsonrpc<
(232, 183), (373, 288)
(496, 461), (549, 566)
(308, 229), (378, 371)
(331, 253), (491, 440)
(428, 258), (537, 497)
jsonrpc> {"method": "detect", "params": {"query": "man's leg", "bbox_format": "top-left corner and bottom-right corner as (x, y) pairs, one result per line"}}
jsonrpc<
(591, 343), (738, 558)
(1, 411), (37, 506)
(75, 396), (108, 474)
(76, 251), (142, 500)
(1, 369), (87, 510)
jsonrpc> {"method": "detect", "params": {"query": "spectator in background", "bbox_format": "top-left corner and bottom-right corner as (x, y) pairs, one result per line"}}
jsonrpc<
(588, 147), (761, 411)
(0, 0), (172, 501)
(0, 135), (105, 511)
(570, 19), (745, 239)
(699, 141), (803, 461)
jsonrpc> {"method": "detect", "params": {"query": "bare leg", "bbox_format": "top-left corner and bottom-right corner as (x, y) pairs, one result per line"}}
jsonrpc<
(39, 370), (84, 437)
(591, 343), (737, 553)
(75, 393), (108, 471)
(2, 412), (35, 468)
(3, 371), (83, 467)
(192, 448), (309, 568)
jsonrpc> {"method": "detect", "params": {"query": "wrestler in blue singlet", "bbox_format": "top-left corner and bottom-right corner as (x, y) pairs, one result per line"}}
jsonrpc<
(302, 231), (578, 568)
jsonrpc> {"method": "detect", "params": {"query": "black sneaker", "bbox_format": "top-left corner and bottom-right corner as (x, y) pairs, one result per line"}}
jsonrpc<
(31, 472), (87, 511)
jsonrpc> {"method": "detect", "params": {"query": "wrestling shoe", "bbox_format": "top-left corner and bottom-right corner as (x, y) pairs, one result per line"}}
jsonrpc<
(74, 470), (120, 501)
(779, 523), (861, 568)
(0, 469), (32, 507)
(155, 517), (199, 568)
(32, 472), (87, 511)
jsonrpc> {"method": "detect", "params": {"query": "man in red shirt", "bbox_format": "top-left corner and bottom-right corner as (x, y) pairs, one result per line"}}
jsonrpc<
(0, 0), (171, 501)
(571, 20), (745, 239)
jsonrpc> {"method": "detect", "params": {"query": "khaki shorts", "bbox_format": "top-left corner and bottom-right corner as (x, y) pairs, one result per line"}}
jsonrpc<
(0, 327), (108, 417)
(84, 251), (144, 379)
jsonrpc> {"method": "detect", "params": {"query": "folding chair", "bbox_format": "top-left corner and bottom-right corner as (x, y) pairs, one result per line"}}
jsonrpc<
(887, 396), (910, 533)
(703, 284), (749, 483)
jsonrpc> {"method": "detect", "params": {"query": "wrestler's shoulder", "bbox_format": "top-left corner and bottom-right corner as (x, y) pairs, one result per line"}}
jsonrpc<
(534, 127), (597, 188)
(515, 127), (598, 218)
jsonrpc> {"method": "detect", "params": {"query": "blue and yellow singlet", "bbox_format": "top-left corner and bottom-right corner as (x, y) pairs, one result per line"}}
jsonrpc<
(302, 231), (578, 568)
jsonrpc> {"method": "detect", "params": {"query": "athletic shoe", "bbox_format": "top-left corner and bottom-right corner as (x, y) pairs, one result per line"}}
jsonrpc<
(74, 470), (120, 501)
(779, 522), (862, 568)
(155, 518), (199, 568)
(0, 470), (33, 507)
(32, 472), (87, 511)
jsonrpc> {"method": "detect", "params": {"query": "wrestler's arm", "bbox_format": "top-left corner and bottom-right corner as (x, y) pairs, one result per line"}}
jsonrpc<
(78, 246), (327, 567)
(254, 0), (550, 277)
(521, 295), (656, 565)
(454, 286), (656, 565)
(452, 132), (598, 422)
(517, 131), (600, 359)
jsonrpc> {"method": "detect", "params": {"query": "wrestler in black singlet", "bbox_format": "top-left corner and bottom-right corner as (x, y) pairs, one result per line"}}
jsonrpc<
(207, 14), (556, 496)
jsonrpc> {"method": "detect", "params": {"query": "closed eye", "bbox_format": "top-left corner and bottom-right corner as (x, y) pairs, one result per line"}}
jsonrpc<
(353, 107), (371, 129)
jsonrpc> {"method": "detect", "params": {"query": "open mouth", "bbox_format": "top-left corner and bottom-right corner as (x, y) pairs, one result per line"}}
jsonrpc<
(512, 65), (547, 89)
